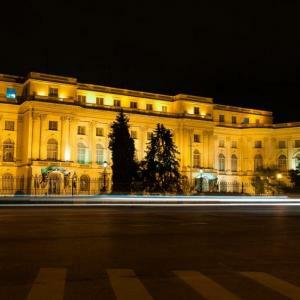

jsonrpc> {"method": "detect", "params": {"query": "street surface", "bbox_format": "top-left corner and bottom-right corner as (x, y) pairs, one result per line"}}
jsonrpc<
(1, 204), (300, 299)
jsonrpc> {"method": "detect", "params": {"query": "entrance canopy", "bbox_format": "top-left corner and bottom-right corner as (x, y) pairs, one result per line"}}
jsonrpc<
(195, 172), (217, 180)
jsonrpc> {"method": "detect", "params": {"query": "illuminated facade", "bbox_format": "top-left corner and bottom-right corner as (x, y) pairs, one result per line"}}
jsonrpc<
(0, 72), (299, 195)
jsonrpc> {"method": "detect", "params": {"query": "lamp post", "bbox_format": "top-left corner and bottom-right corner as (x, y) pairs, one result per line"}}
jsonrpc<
(101, 161), (108, 193)
(199, 169), (203, 193)
(72, 172), (77, 197)
(276, 173), (283, 194)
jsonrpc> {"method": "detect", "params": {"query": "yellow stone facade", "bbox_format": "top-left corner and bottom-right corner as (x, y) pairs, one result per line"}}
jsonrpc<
(0, 72), (299, 195)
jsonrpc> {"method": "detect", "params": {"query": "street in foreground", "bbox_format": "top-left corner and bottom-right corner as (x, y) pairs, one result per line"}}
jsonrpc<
(0, 204), (300, 299)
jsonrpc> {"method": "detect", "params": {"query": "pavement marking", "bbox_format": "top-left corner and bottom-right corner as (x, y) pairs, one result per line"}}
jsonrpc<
(174, 270), (240, 300)
(241, 272), (300, 299)
(107, 269), (153, 300)
(26, 268), (66, 300)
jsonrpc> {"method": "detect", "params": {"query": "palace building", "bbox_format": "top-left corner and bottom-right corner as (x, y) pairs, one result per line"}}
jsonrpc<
(0, 72), (299, 195)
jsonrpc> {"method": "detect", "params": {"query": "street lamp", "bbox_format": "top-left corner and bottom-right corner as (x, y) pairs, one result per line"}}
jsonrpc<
(277, 173), (283, 194)
(101, 161), (108, 193)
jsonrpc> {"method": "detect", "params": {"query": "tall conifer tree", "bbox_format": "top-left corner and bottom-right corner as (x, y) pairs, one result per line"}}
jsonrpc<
(109, 110), (137, 193)
(142, 123), (181, 193)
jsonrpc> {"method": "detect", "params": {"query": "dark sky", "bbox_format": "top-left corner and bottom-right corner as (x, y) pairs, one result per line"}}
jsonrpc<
(1, 1), (299, 122)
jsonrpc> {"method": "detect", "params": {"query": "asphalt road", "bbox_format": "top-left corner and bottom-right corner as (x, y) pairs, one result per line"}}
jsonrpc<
(1, 205), (300, 299)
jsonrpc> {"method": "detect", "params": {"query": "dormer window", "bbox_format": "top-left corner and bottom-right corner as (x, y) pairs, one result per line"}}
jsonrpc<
(49, 87), (58, 97)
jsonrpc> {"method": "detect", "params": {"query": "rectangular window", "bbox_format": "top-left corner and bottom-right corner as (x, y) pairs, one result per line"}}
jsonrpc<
(255, 140), (262, 148)
(278, 141), (286, 149)
(146, 104), (153, 111)
(256, 119), (260, 125)
(131, 130), (137, 139)
(6, 88), (17, 99)
(243, 117), (249, 124)
(295, 140), (300, 148)
(130, 101), (138, 109)
(114, 99), (121, 107)
(162, 106), (167, 112)
(194, 134), (200, 143)
(77, 126), (86, 135)
(232, 116), (237, 124)
(219, 140), (225, 148)
(49, 87), (58, 97)
(96, 97), (104, 106)
(147, 132), (153, 140)
(49, 121), (58, 131)
(231, 141), (237, 148)
(5, 121), (15, 131)
(219, 115), (225, 122)
(96, 127), (104, 137)
(77, 95), (86, 104)
(194, 107), (200, 115)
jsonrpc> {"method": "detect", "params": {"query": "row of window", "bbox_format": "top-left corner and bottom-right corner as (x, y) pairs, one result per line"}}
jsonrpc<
(217, 140), (300, 149)
(192, 152), (288, 172)
(77, 95), (169, 112)
(219, 115), (261, 125)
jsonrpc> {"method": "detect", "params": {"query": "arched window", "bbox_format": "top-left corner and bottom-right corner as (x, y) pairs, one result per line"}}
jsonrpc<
(96, 144), (104, 165)
(80, 175), (90, 192)
(218, 154), (225, 171)
(231, 154), (238, 172)
(3, 139), (14, 162)
(47, 139), (58, 161)
(2, 173), (13, 192)
(278, 155), (287, 171)
(254, 154), (263, 171)
(77, 143), (87, 164)
(193, 150), (200, 168)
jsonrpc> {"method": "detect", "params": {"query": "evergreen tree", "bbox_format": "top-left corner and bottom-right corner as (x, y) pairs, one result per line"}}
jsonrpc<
(109, 110), (137, 193)
(142, 124), (182, 193)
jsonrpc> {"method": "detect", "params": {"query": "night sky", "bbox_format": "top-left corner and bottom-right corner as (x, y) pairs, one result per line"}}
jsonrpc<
(1, 1), (299, 122)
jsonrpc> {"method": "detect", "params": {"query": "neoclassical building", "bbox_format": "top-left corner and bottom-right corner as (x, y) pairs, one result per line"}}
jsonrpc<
(0, 72), (299, 195)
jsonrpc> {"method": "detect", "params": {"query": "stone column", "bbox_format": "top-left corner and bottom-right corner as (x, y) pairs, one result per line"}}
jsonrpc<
(39, 114), (47, 160)
(60, 116), (70, 161)
(32, 113), (41, 160)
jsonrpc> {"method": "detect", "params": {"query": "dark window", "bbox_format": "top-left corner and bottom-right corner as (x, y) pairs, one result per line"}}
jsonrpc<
(295, 140), (300, 148)
(255, 141), (262, 148)
(146, 104), (153, 111)
(114, 99), (121, 107)
(96, 127), (104, 136)
(131, 130), (137, 139)
(130, 101), (138, 109)
(278, 141), (286, 149)
(219, 115), (225, 122)
(78, 126), (86, 135)
(194, 107), (200, 115)
(77, 95), (86, 104)
(49, 87), (58, 97)
(96, 97), (104, 105)
(232, 116), (237, 124)
(49, 121), (58, 131)
(5, 121), (15, 131)
(243, 118), (249, 124)
(194, 134), (200, 143)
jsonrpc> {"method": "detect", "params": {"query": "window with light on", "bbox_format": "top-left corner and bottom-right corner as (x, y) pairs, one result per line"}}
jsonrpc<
(6, 88), (17, 99)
